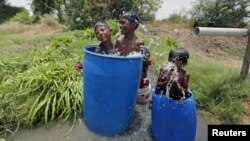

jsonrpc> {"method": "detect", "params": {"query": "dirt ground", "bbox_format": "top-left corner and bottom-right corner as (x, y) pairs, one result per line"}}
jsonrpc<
(144, 21), (250, 124)
(144, 21), (248, 67)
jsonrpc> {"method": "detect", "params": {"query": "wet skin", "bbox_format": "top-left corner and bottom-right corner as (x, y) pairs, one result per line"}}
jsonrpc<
(95, 26), (112, 43)
(119, 18), (135, 35)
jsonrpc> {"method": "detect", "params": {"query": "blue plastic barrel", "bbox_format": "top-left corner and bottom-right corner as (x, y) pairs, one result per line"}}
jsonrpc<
(151, 89), (197, 141)
(83, 45), (143, 136)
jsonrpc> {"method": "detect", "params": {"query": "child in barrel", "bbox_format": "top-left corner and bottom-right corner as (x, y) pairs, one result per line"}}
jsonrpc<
(93, 21), (116, 54)
(75, 21), (115, 70)
(115, 11), (152, 104)
(156, 47), (191, 100)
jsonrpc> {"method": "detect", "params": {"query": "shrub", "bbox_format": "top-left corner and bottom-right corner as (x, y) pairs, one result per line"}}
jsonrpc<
(107, 19), (120, 38)
(168, 13), (190, 24)
(165, 37), (180, 47)
(10, 9), (38, 24)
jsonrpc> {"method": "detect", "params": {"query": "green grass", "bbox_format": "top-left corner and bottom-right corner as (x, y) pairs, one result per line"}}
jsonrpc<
(0, 34), (57, 58)
(0, 30), (96, 138)
(188, 55), (250, 122)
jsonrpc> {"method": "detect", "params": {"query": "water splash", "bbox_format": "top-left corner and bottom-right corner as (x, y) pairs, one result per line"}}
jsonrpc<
(127, 51), (142, 57)
(139, 24), (148, 35)
(160, 61), (186, 100)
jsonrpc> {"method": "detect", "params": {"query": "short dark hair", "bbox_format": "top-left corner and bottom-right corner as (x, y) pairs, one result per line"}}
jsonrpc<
(94, 21), (109, 32)
(168, 47), (189, 64)
(120, 11), (140, 29)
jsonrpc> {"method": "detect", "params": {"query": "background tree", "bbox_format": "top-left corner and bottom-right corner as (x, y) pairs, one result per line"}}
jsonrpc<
(0, 0), (23, 24)
(31, 0), (55, 15)
(31, 0), (162, 30)
(191, 0), (250, 28)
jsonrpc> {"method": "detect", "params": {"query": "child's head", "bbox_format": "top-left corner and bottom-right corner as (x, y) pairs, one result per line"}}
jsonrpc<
(119, 11), (140, 34)
(168, 47), (189, 68)
(94, 22), (112, 42)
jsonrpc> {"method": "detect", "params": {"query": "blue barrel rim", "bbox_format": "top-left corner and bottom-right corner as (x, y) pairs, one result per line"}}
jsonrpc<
(153, 88), (194, 101)
(151, 88), (197, 141)
(84, 45), (144, 60)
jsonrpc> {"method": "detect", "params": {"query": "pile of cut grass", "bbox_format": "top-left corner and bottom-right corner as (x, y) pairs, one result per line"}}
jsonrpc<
(0, 31), (95, 138)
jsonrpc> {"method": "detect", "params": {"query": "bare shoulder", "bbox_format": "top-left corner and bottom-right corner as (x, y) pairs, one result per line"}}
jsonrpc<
(95, 47), (101, 53)
(116, 35), (124, 43)
(135, 38), (144, 47)
(115, 35), (124, 48)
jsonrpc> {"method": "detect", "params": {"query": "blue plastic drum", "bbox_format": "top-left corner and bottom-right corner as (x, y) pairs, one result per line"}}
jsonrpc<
(151, 89), (197, 141)
(83, 45), (143, 136)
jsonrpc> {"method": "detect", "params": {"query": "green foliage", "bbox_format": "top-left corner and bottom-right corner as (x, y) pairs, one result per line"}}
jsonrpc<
(108, 0), (160, 22)
(107, 19), (120, 38)
(82, 28), (96, 40)
(0, 32), (88, 137)
(0, 2), (22, 24)
(66, 0), (87, 30)
(164, 37), (180, 47)
(10, 9), (38, 24)
(188, 56), (250, 123)
(191, 0), (249, 27)
(31, 0), (162, 30)
(168, 13), (191, 24)
(32, 0), (55, 15)
(16, 61), (82, 126)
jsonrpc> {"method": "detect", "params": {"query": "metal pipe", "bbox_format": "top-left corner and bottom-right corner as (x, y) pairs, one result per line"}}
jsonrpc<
(192, 27), (249, 37)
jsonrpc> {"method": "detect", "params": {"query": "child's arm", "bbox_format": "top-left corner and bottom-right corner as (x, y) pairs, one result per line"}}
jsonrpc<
(180, 72), (190, 91)
(95, 47), (101, 53)
(156, 68), (172, 87)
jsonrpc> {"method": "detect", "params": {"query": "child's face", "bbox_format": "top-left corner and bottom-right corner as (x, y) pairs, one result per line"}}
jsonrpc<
(174, 60), (184, 69)
(95, 26), (112, 42)
(119, 18), (135, 34)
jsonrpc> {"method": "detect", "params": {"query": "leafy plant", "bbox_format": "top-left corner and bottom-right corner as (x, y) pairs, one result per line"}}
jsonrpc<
(164, 37), (180, 47)
(82, 28), (95, 40)
(107, 19), (120, 39)
(10, 9), (38, 24)
(168, 13), (190, 24)
(0, 32), (84, 137)
(13, 61), (83, 126)
(191, 0), (249, 27)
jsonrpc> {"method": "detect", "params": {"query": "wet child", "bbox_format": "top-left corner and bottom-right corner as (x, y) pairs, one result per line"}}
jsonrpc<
(156, 47), (191, 100)
(75, 21), (115, 70)
(93, 21), (115, 54)
(115, 11), (152, 104)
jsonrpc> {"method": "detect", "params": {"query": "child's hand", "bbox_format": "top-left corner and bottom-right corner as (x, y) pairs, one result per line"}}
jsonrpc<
(75, 62), (83, 71)
(143, 58), (152, 65)
(146, 59), (152, 65)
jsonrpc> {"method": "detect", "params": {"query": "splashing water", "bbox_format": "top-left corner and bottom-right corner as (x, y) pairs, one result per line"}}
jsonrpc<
(139, 24), (148, 34)
(160, 61), (186, 100)
(127, 51), (142, 57)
